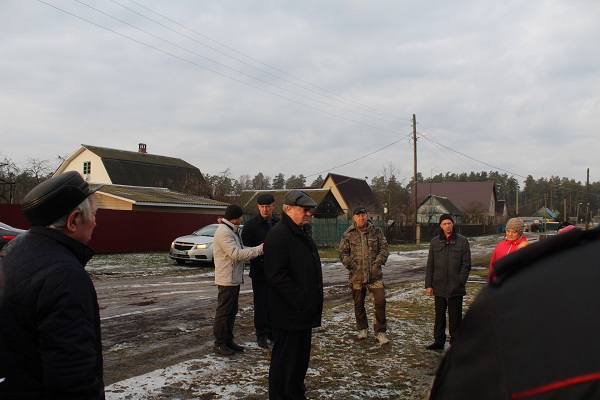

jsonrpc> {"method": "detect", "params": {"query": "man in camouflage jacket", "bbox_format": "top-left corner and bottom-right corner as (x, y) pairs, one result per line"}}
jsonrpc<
(339, 207), (390, 344)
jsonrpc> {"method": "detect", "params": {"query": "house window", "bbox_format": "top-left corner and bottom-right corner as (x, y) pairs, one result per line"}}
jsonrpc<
(83, 161), (91, 175)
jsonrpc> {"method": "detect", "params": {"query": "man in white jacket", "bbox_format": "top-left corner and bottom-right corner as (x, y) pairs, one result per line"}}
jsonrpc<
(213, 204), (264, 356)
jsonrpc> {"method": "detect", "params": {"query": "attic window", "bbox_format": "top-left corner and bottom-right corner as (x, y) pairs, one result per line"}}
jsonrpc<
(83, 161), (91, 175)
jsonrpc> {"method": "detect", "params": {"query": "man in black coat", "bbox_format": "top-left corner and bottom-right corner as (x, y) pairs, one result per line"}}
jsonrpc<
(264, 190), (323, 400)
(425, 214), (471, 350)
(241, 193), (279, 349)
(0, 171), (105, 400)
(429, 225), (600, 399)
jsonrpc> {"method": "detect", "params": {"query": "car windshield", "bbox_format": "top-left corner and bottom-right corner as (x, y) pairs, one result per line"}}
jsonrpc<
(193, 225), (218, 237)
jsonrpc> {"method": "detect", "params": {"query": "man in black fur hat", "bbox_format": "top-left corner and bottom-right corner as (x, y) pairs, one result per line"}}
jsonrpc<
(242, 193), (279, 349)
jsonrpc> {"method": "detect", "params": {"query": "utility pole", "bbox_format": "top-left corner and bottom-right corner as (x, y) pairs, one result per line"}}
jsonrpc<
(586, 168), (590, 229)
(412, 114), (420, 247)
(516, 184), (519, 216)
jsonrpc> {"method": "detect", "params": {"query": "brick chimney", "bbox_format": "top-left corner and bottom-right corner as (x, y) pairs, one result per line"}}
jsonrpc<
(138, 143), (147, 153)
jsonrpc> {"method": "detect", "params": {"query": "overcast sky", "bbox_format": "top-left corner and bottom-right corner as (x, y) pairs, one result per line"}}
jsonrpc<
(1, 1), (599, 187)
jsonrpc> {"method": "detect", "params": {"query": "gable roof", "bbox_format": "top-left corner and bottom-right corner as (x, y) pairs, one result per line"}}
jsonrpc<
(418, 195), (463, 216)
(533, 207), (558, 219)
(57, 144), (204, 187)
(416, 181), (496, 211)
(321, 173), (381, 211)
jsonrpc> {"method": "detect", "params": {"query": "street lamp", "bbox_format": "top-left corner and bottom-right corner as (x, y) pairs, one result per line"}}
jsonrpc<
(576, 202), (583, 225)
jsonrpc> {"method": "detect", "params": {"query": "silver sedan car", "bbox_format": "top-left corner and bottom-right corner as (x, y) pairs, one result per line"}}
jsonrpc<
(169, 224), (243, 265)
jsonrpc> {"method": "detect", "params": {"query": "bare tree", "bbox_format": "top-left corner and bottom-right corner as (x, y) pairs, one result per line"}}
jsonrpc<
(371, 162), (410, 225)
(238, 174), (252, 191)
(0, 155), (19, 203)
(24, 157), (53, 182)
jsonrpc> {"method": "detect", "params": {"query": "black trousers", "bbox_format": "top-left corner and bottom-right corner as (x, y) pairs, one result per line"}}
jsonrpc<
(251, 278), (271, 339)
(213, 285), (240, 346)
(269, 328), (312, 400)
(433, 295), (463, 344)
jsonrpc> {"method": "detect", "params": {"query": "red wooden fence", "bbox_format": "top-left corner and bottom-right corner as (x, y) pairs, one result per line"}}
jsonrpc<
(0, 204), (216, 253)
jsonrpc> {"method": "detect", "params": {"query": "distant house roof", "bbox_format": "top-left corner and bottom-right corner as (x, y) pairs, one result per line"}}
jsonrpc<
(321, 173), (381, 214)
(416, 181), (496, 211)
(418, 195), (463, 216)
(236, 188), (342, 218)
(533, 207), (558, 219)
(416, 194), (464, 224)
(56, 144), (204, 187)
(91, 184), (227, 210)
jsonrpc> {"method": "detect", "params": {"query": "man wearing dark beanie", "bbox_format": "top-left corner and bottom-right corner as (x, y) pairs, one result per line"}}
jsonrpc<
(212, 204), (263, 356)
(424, 213), (471, 350)
(242, 193), (279, 349)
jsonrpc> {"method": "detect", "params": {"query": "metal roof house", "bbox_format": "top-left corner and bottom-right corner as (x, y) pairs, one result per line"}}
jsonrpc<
(55, 143), (205, 187)
(49, 144), (225, 252)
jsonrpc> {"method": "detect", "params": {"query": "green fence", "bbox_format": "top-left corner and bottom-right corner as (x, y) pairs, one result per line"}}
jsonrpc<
(309, 218), (386, 247)
(242, 215), (386, 247)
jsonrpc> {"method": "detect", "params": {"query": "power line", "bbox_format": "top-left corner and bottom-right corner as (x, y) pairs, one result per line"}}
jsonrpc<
(123, 0), (410, 122)
(306, 134), (412, 178)
(37, 0), (407, 136)
(417, 128), (589, 198)
(72, 0), (405, 126)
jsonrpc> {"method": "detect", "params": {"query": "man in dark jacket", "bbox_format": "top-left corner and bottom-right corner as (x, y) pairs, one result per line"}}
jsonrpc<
(264, 190), (323, 400)
(425, 214), (471, 350)
(0, 171), (105, 400)
(241, 193), (279, 349)
(429, 226), (600, 399)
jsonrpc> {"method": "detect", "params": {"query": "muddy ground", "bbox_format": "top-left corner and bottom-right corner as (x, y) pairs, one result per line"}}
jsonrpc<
(89, 234), (536, 399)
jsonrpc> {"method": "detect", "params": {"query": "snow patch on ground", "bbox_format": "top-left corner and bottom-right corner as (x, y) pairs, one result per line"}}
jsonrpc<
(105, 280), (446, 399)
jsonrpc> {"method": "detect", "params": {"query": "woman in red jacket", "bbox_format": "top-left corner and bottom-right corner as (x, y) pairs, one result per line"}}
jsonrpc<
(489, 218), (528, 281)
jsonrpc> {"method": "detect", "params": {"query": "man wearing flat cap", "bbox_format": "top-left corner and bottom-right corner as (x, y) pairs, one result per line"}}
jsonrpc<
(424, 213), (471, 350)
(0, 171), (105, 399)
(264, 190), (323, 399)
(212, 204), (263, 356)
(339, 206), (390, 344)
(241, 193), (279, 349)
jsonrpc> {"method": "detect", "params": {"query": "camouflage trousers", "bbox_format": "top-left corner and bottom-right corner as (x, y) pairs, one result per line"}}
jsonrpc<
(351, 280), (387, 334)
